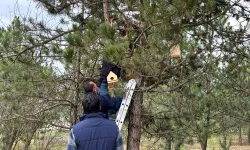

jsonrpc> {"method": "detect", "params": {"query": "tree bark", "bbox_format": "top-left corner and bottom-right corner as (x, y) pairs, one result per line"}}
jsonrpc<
(238, 126), (242, 146)
(24, 129), (36, 150)
(166, 117), (172, 150)
(70, 38), (81, 127)
(200, 97), (211, 150)
(174, 141), (181, 150)
(127, 77), (143, 150)
(70, 2), (84, 126)
(74, 48), (81, 124)
(248, 124), (250, 145)
(3, 124), (18, 150)
(103, 0), (110, 23)
(166, 136), (172, 150)
(201, 143), (207, 150)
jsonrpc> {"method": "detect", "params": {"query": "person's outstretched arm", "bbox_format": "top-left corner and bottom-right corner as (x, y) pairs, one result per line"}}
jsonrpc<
(116, 131), (124, 150)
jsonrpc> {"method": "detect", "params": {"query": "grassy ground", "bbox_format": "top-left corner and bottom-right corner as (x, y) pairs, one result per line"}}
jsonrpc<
(182, 135), (250, 150)
(13, 130), (68, 150)
(12, 131), (250, 150)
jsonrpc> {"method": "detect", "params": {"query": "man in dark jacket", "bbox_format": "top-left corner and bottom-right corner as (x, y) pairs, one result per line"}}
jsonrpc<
(82, 80), (121, 118)
(83, 61), (123, 118)
(67, 92), (124, 150)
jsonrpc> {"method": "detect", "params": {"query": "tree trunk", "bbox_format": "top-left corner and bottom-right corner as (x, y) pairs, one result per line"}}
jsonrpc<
(174, 142), (181, 150)
(103, 0), (110, 23)
(174, 135), (184, 150)
(201, 142), (207, 150)
(238, 126), (242, 146)
(127, 77), (143, 150)
(23, 123), (41, 150)
(70, 2), (83, 126)
(3, 124), (18, 150)
(200, 97), (211, 150)
(166, 117), (172, 150)
(24, 130), (36, 150)
(166, 135), (172, 150)
(74, 48), (81, 124)
(248, 124), (250, 145)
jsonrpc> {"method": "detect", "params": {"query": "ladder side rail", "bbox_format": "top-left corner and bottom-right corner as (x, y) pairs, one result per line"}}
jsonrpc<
(115, 79), (136, 130)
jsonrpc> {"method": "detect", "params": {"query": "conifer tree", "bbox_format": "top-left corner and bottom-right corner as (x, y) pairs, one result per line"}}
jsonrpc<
(1, 0), (250, 149)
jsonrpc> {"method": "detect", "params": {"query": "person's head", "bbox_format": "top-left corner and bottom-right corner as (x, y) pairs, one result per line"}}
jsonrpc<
(82, 92), (101, 114)
(83, 80), (98, 94)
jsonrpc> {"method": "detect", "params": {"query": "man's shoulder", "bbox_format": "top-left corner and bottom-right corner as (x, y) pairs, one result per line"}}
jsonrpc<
(99, 95), (107, 100)
(73, 119), (119, 136)
(99, 95), (111, 104)
(94, 117), (118, 127)
(102, 118), (118, 126)
(74, 117), (118, 128)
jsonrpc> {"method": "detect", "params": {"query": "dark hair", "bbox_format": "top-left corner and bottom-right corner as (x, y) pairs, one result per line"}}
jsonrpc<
(82, 92), (100, 113)
(83, 80), (94, 93)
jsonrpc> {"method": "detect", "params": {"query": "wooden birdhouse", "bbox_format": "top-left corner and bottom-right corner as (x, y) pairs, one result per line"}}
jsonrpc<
(107, 71), (118, 88)
(170, 44), (181, 59)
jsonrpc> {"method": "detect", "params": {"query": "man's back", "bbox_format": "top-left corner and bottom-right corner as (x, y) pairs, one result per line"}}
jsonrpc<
(72, 112), (121, 150)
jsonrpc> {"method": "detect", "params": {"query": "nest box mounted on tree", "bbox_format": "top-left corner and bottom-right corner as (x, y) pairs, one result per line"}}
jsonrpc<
(107, 71), (118, 88)
(170, 44), (181, 59)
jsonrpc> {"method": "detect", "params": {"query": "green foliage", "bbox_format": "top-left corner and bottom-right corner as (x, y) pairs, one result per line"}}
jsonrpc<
(99, 23), (116, 40)
(63, 46), (74, 63)
(86, 17), (99, 32)
(84, 29), (96, 42)
(51, 43), (62, 54)
(1, 0), (250, 149)
(27, 35), (35, 44)
(104, 43), (126, 62)
(65, 33), (84, 46)
(206, 0), (216, 11)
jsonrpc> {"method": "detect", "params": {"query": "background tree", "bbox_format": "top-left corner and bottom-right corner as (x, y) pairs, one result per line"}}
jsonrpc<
(1, 0), (250, 150)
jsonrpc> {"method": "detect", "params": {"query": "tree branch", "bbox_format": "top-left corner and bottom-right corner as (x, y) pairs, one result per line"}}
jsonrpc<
(3, 29), (74, 58)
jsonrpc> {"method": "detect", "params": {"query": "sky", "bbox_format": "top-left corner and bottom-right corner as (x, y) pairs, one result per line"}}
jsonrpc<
(0, 0), (66, 73)
(0, 0), (64, 28)
(0, 0), (34, 27)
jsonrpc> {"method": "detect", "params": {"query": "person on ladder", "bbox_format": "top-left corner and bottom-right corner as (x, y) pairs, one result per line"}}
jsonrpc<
(83, 60), (124, 119)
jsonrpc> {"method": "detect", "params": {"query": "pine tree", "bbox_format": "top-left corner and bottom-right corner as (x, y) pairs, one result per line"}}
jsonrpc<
(1, 0), (250, 149)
